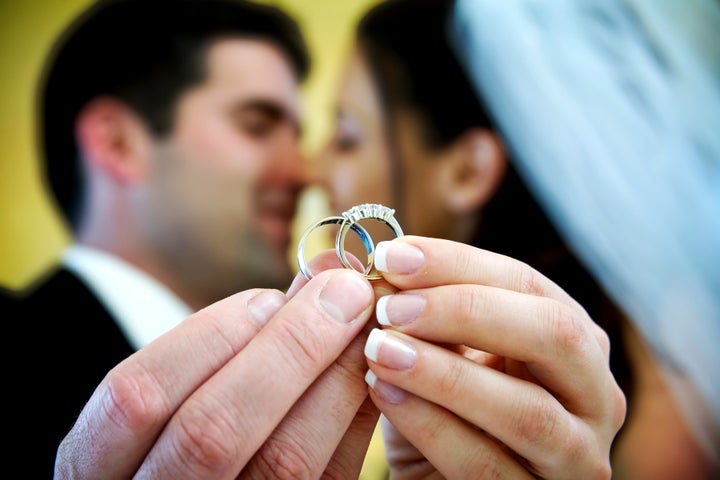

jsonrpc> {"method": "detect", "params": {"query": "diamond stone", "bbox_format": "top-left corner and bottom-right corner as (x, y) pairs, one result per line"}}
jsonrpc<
(342, 203), (396, 223)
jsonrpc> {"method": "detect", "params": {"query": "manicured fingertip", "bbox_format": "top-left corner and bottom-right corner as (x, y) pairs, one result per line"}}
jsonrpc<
(375, 241), (425, 274)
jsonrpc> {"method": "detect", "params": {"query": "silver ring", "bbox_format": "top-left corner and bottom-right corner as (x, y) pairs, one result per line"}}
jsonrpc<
(336, 204), (404, 280)
(297, 216), (375, 280)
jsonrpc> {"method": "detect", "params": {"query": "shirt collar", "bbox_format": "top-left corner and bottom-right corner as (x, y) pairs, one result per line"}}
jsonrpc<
(62, 244), (193, 350)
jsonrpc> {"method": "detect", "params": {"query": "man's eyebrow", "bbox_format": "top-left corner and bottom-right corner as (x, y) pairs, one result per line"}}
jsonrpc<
(234, 99), (302, 136)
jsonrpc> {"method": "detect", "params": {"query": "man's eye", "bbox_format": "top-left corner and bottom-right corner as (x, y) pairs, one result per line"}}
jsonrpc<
(237, 111), (278, 138)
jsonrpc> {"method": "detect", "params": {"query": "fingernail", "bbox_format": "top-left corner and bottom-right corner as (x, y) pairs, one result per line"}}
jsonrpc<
(376, 294), (426, 327)
(375, 241), (425, 274)
(320, 271), (372, 324)
(365, 370), (407, 405)
(247, 290), (287, 327)
(365, 328), (417, 370)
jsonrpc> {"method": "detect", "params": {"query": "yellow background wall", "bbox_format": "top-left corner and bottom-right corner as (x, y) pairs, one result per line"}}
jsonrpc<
(0, 0), (381, 290)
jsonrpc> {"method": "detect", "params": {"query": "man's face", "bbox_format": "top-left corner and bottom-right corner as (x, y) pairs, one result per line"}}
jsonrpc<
(138, 38), (304, 298)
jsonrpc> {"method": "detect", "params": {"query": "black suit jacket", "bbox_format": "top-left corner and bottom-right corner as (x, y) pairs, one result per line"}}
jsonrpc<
(4, 267), (135, 479)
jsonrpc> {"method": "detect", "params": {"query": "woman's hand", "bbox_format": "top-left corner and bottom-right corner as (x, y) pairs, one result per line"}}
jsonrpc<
(364, 236), (626, 480)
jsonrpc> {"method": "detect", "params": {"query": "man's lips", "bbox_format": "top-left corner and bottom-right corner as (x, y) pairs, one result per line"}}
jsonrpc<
(256, 193), (298, 246)
(258, 213), (292, 244)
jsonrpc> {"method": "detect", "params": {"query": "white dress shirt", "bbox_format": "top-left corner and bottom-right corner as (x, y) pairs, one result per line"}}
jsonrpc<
(63, 244), (192, 350)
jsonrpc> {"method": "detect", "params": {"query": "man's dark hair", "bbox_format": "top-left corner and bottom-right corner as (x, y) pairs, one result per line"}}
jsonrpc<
(38, 0), (310, 230)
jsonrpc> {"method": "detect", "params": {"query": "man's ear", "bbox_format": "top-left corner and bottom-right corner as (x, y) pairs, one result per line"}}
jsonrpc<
(74, 97), (152, 183)
(440, 128), (507, 214)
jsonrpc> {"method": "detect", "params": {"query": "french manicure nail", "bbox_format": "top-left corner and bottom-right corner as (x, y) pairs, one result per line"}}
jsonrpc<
(319, 271), (372, 324)
(376, 294), (426, 326)
(375, 241), (425, 274)
(365, 370), (407, 405)
(365, 328), (417, 370)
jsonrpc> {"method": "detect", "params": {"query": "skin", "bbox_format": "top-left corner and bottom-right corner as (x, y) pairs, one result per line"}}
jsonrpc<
(55, 38), (626, 476)
(53, 31), (639, 480)
(58, 38), (390, 480)
(611, 320), (718, 479)
(54, 230), (625, 479)
(316, 49), (504, 246)
(76, 38), (305, 311)
(54, 252), (382, 479)
(315, 49), (627, 478)
(55, 32), (712, 480)
(53, 44), (625, 478)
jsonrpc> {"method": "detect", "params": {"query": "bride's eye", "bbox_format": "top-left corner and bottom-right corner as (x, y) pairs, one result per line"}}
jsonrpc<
(331, 112), (361, 153)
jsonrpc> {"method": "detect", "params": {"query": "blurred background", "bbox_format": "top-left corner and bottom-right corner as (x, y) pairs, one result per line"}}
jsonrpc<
(0, 0), (381, 290)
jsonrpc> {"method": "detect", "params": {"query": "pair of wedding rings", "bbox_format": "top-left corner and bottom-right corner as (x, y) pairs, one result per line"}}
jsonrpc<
(296, 203), (404, 280)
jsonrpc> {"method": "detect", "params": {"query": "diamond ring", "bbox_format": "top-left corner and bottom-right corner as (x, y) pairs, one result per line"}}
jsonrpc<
(336, 204), (404, 280)
(296, 204), (404, 280)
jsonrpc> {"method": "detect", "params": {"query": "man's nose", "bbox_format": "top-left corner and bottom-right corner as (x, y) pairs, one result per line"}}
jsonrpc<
(267, 126), (306, 180)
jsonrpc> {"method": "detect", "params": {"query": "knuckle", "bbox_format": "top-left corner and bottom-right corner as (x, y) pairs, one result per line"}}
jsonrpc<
(541, 424), (590, 478)
(101, 367), (170, 434)
(450, 247), (476, 279)
(254, 435), (317, 480)
(593, 323), (612, 358)
(561, 428), (589, 467)
(436, 359), (469, 399)
(591, 459), (613, 480)
(510, 388), (563, 444)
(453, 285), (487, 327)
(273, 318), (327, 378)
(332, 335), (368, 381)
(465, 447), (504, 480)
(546, 301), (588, 355)
(196, 306), (255, 355)
(613, 383), (628, 431)
(322, 464), (354, 480)
(516, 262), (546, 297)
(173, 400), (239, 475)
(545, 423), (612, 480)
(568, 446), (613, 480)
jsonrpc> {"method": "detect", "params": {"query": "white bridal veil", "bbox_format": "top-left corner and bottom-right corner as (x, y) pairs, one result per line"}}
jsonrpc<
(451, 0), (720, 461)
